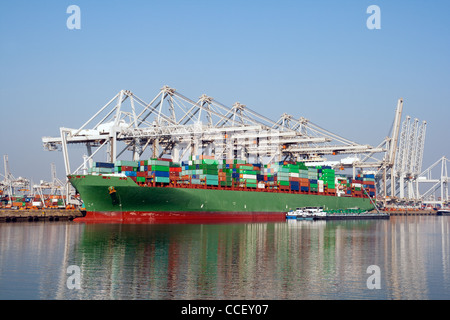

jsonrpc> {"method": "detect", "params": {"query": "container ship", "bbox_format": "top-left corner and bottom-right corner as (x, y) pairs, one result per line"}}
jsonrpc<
(68, 156), (377, 223)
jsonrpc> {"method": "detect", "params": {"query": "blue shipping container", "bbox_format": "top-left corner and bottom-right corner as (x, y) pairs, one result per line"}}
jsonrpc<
(94, 162), (115, 168)
(124, 171), (137, 177)
(150, 171), (170, 177)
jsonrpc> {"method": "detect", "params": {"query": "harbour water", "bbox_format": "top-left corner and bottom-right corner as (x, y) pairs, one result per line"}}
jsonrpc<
(0, 216), (449, 300)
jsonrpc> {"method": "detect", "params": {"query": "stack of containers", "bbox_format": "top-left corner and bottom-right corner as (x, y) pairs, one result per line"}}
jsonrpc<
(200, 160), (219, 186)
(261, 164), (276, 188)
(351, 176), (364, 196)
(181, 159), (197, 184)
(89, 162), (115, 174)
(344, 178), (352, 196)
(239, 163), (259, 188)
(298, 162), (312, 192)
(318, 166), (336, 194)
(363, 173), (376, 197)
(253, 163), (266, 189)
(87, 157), (354, 196)
(287, 163), (300, 192)
(12, 196), (25, 208)
(218, 160), (233, 187)
(115, 160), (138, 181)
(307, 166), (318, 192)
(113, 159), (172, 184)
(147, 158), (171, 183)
(181, 155), (219, 186)
(137, 160), (148, 183)
(275, 164), (290, 189)
(169, 161), (182, 182)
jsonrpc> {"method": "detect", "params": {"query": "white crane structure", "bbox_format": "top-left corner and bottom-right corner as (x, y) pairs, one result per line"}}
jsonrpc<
(351, 98), (433, 207)
(0, 155), (30, 204)
(416, 156), (449, 207)
(351, 98), (405, 204)
(42, 86), (385, 203)
(392, 116), (427, 202)
(32, 163), (66, 208)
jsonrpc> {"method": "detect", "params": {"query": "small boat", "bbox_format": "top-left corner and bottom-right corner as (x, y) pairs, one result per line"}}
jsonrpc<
(286, 209), (300, 219)
(285, 207), (326, 220)
(285, 208), (309, 220)
(437, 209), (450, 216)
(303, 207), (327, 220)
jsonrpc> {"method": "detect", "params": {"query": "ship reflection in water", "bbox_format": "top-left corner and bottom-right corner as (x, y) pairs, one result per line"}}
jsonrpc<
(0, 216), (449, 300)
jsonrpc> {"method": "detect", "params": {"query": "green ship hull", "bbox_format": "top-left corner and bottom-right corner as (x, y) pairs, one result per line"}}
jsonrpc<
(68, 174), (375, 223)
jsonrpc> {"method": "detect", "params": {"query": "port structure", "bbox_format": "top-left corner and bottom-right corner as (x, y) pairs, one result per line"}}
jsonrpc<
(353, 99), (449, 208)
(351, 98), (431, 206)
(0, 156), (66, 208)
(41, 87), (449, 208)
(42, 86), (386, 203)
(416, 156), (449, 207)
(392, 116), (427, 201)
(0, 155), (31, 205)
(32, 163), (66, 208)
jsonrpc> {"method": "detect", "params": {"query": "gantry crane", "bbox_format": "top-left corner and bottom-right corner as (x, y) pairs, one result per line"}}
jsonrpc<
(42, 86), (386, 203)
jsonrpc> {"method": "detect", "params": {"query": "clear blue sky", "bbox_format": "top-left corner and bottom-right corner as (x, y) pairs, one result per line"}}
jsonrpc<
(0, 0), (449, 182)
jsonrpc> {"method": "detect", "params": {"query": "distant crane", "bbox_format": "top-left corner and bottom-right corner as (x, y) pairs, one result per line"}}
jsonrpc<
(417, 156), (449, 207)
(0, 155), (30, 205)
(353, 98), (404, 206)
(353, 98), (428, 207)
(32, 163), (66, 208)
(392, 116), (427, 202)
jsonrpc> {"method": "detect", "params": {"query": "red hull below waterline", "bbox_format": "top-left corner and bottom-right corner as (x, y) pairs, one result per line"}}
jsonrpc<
(75, 211), (287, 224)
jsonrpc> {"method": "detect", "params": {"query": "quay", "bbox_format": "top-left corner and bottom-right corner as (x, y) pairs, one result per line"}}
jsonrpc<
(386, 209), (437, 216)
(325, 212), (390, 220)
(0, 209), (84, 222)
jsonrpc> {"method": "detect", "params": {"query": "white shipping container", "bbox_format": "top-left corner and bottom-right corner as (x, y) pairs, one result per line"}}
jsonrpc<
(32, 202), (42, 207)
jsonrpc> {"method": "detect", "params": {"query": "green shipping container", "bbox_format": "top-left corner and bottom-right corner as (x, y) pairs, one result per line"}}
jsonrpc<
(155, 177), (170, 183)
(151, 165), (170, 172)
(115, 160), (139, 167)
(149, 160), (170, 166)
